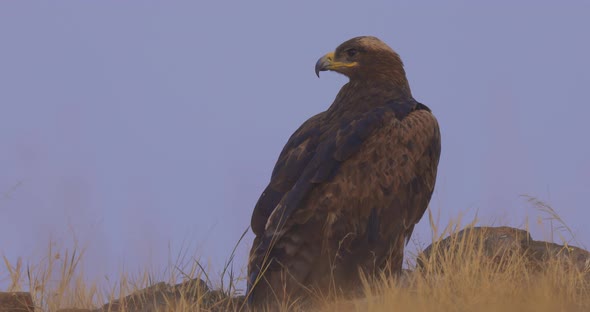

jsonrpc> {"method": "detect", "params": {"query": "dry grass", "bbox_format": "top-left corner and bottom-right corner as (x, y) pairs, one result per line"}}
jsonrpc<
(334, 240), (590, 312)
(2, 198), (589, 311)
(0, 231), (248, 311)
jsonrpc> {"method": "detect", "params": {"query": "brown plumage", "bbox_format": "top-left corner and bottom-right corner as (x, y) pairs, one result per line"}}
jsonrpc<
(247, 36), (441, 308)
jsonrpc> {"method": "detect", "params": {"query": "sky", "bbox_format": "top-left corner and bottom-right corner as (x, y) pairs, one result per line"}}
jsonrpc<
(1, 1), (589, 292)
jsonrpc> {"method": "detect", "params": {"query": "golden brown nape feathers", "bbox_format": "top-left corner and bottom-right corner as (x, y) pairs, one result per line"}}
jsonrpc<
(247, 35), (441, 309)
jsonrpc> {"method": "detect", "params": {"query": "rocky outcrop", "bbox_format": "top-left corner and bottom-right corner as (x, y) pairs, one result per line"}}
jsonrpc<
(54, 278), (242, 312)
(98, 278), (208, 312)
(527, 240), (590, 271)
(417, 226), (590, 273)
(0, 278), (244, 312)
(0, 292), (34, 312)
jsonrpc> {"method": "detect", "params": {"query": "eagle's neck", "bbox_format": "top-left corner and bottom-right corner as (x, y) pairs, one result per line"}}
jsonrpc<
(327, 80), (412, 117)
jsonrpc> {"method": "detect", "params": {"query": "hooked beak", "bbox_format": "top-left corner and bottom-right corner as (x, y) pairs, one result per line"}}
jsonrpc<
(315, 52), (335, 77)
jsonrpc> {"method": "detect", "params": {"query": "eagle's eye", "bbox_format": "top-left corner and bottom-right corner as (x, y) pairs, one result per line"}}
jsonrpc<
(346, 48), (358, 58)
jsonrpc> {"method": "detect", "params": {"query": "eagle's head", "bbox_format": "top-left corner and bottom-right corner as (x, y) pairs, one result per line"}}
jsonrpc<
(315, 36), (408, 85)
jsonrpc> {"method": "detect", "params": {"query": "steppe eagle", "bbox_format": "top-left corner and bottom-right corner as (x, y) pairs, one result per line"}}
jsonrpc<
(247, 36), (441, 308)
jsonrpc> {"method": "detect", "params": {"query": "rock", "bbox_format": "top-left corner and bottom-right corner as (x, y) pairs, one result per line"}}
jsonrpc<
(527, 240), (590, 272)
(0, 292), (34, 312)
(417, 226), (590, 273)
(417, 226), (532, 271)
(95, 277), (223, 312)
(99, 281), (171, 312)
(171, 277), (209, 297)
(53, 277), (243, 312)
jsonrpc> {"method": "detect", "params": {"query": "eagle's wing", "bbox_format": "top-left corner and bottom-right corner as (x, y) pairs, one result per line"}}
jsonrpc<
(392, 102), (441, 245)
(250, 112), (324, 236)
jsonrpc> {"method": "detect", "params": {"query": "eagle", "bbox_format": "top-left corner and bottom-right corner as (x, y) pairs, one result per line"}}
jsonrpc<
(247, 36), (441, 308)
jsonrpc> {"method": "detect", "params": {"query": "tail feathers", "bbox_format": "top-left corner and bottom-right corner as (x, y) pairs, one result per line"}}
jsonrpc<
(247, 233), (316, 308)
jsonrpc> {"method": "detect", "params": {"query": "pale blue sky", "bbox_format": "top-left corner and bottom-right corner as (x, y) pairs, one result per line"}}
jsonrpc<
(1, 2), (589, 291)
